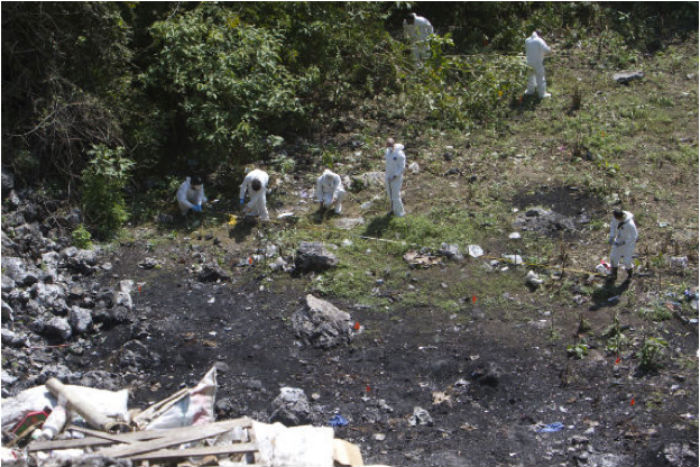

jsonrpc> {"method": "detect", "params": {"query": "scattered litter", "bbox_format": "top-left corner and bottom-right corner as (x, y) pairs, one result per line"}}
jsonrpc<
(537, 422), (564, 433)
(508, 232), (521, 239)
(409, 407), (433, 427)
(467, 245), (484, 258)
(403, 250), (442, 268)
(525, 270), (544, 286)
(658, 221), (669, 228)
(328, 414), (349, 427)
(595, 260), (611, 275)
(372, 433), (386, 441)
(608, 295), (620, 304)
(408, 161), (420, 174)
(501, 254), (524, 265)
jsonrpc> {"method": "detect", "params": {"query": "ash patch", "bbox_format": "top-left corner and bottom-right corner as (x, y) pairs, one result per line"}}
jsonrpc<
(513, 206), (591, 235)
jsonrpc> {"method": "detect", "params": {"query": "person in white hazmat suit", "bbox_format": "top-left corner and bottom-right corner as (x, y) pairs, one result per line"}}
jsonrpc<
(239, 169), (270, 221)
(607, 209), (638, 282)
(403, 13), (434, 62)
(385, 138), (406, 217)
(176, 175), (207, 215)
(315, 169), (347, 214)
(524, 31), (552, 98)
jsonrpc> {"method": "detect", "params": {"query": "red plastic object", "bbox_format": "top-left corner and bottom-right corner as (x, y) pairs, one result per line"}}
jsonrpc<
(12, 410), (51, 436)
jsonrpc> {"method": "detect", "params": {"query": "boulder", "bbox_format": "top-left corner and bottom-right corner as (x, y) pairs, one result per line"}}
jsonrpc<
(3, 256), (40, 286)
(42, 316), (72, 341)
(198, 263), (231, 282)
(294, 241), (338, 273)
(269, 387), (313, 426)
(613, 71), (644, 84)
(69, 306), (93, 334)
(291, 294), (352, 349)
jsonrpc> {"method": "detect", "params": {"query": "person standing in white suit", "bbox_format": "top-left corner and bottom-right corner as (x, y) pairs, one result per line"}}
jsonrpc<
(607, 209), (638, 283)
(403, 13), (434, 62)
(239, 168), (270, 221)
(385, 138), (406, 217)
(315, 169), (347, 214)
(524, 30), (552, 98)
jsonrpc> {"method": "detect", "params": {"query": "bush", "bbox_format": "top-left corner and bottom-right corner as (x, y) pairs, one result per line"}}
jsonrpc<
(81, 144), (133, 240)
(71, 224), (93, 249)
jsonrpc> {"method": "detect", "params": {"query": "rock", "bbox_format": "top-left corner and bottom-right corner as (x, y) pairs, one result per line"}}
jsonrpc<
(119, 340), (160, 370)
(31, 282), (68, 314)
(661, 442), (697, 467)
(3, 256), (40, 286)
(409, 407), (434, 426)
(113, 285), (133, 310)
(2, 369), (18, 386)
(69, 306), (93, 334)
(42, 316), (72, 341)
(198, 264), (231, 282)
(138, 257), (160, 269)
(2, 301), (14, 321)
(439, 243), (463, 261)
(667, 256), (689, 270)
(1, 275), (16, 293)
(31, 363), (77, 385)
(79, 371), (123, 391)
(1, 328), (27, 348)
(333, 217), (365, 230)
(63, 209), (82, 228)
(269, 387), (313, 426)
(65, 248), (98, 274)
(578, 452), (631, 467)
(291, 295), (352, 348)
(2, 169), (15, 195)
(294, 241), (338, 273)
(613, 71), (644, 84)
(7, 190), (21, 209)
(471, 361), (503, 387)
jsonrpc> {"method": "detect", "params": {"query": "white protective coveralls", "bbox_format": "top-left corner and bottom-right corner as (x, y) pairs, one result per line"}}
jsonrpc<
(176, 177), (207, 215)
(315, 169), (347, 214)
(385, 143), (406, 217)
(403, 13), (434, 62)
(525, 31), (552, 98)
(608, 211), (638, 269)
(239, 169), (270, 221)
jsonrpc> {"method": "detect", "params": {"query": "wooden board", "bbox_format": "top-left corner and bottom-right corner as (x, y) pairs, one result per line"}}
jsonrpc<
(129, 442), (257, 461)
(96, 419), (252, 458)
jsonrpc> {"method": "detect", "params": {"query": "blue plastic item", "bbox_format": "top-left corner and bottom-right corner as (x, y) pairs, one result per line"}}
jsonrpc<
(537, 422), (564, 433)
(328, 414), (349, 427)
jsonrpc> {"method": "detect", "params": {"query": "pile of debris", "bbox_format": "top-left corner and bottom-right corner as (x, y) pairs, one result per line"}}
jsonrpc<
(2, 366), (382, 467)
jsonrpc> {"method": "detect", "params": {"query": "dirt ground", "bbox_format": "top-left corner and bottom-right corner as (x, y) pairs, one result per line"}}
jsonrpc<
(74, 231), (698, 467)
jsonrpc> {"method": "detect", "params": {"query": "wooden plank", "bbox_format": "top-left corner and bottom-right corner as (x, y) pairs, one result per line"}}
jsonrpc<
(28, 427), (163, 452)
(129, 442), (257, 461)
(96, 420), (250, 458)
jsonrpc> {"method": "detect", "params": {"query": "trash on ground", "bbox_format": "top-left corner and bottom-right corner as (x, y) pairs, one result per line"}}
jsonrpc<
(467, 245), (484, 258)
(328, 414), (349, 427)
(537, 422), (564, 433)
(525, 270), (544, 286)
(403, 250), (442, 268)
(5, 365), (368, 467)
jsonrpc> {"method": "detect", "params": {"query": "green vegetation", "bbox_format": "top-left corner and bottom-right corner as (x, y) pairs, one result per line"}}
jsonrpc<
(71, 224), (93, 250)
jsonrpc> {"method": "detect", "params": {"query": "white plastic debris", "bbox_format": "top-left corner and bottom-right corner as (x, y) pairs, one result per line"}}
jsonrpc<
(525, 270), (544, 286)
(502, 254), (524, 265)
(468, 245), (484, 258)
(508, 232), (522, 239)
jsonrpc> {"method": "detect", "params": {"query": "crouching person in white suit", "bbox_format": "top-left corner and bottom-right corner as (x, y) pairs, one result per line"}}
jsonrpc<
(239, 169), (270, 221)
(177, 175), (207, 215)
(385, 138), (406, 217)
(607, 209), (638, 283)
(316, 169), (347, 214)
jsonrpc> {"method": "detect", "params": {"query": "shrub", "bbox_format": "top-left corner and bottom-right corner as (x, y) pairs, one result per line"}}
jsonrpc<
(81, 144), (133, 240)
(71, 224), (93, 249)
